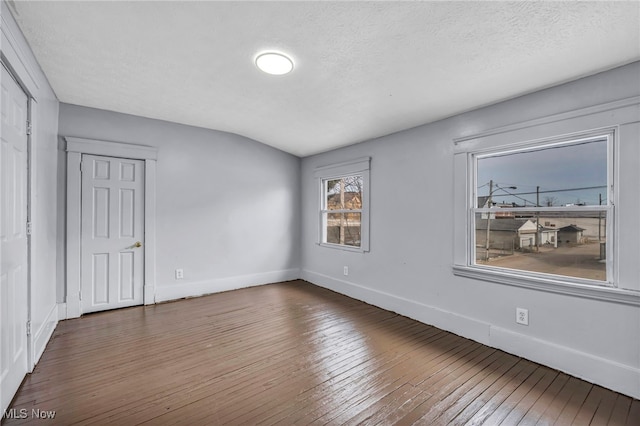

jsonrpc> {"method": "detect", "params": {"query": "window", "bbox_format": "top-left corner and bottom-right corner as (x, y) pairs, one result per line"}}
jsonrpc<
(471, 133), (613, 285)
(315, 158), (370, 252)
(322, 175), (363, 247)
(453, 98), (640, 305)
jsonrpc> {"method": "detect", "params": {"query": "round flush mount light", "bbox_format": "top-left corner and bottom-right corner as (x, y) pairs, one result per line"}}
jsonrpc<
(255, 52), (294, 75)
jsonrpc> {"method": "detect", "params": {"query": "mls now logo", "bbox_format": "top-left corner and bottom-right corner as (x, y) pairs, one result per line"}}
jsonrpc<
(3, 409), (28, 419)
(3, 408), (56, 419)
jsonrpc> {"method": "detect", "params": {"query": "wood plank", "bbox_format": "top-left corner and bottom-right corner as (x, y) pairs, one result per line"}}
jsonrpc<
(514, 372), (570, 426)
(3, 280), (636, 426)
(588, 387), (619, 426)
(606, 395), (632, 426)
(625, 398), (640, 426)
(411, 352), (522, 425)
(497, 367), (558, 425)
(448, 358), (532, 425)
(543, 376), (593, 425)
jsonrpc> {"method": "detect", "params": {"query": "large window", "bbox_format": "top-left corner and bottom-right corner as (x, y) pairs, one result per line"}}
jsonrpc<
(471, 133), (613, 285)
(315, 157), (370, 252)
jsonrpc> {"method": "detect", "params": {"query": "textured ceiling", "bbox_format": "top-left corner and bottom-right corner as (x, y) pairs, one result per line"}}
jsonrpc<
(9, 1), (640, 157)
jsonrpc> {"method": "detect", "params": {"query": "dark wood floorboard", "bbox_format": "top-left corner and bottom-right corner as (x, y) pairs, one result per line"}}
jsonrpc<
(3, 280), (638, 425)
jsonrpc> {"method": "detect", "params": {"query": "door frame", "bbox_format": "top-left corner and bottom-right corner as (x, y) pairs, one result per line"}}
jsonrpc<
(65, 137), (157, 318)
(1, 60), (33, 375)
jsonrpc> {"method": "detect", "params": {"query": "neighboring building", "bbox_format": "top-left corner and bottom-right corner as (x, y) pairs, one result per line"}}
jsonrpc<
(476, 218), (559, 250)
(558, 224), (586, 245)
(476, 197), (518, 219)
(327, 191), (361, 210)
(538, 225), (559, 247)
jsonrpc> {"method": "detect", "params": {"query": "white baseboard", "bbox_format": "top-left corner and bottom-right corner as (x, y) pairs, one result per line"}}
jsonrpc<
(302, 270), (492, 344)
(490, 327), (640, 400)
(155, 268), (301, 303)
(301, 269), (640, 400)
(32, 303), (58, 369)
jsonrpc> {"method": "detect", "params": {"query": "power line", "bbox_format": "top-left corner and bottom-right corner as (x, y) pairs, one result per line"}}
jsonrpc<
(489, 185), (606, 197)
(492, 187), (536, 206)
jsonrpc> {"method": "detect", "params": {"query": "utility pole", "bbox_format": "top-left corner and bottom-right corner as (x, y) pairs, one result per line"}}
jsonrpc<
(339, 178), (345, 245)
(535, 186), (540, 251)
(485, 180), (493, 261)
(598, 193), (602, 241)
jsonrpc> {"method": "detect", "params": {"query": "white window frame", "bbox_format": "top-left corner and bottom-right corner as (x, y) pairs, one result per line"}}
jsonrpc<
(469, 131), (614, 286)
(314, 157), (370, 252)
(452, 96), (640, 306)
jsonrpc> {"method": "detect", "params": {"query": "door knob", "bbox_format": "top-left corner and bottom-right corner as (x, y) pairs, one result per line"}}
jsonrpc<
(134, 241), (142, 248)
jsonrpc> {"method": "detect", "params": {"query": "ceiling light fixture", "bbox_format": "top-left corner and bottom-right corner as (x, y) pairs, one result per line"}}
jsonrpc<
(255, 52), (294, 75)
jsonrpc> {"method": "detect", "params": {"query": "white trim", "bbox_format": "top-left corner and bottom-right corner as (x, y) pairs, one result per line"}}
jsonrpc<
(66, 151), (82, 318)
(318, 242), (367, 253)
(26, 97), (35, 373)
(313, 156), (371, 178)
(452, 265), (639, 306)
(490, 327), (640, 400)
(66, 136), (157, 160)
(1, 3), (40, 96)
(57, 303), (67, 320)
(302, 269), (491, 343)
(64, 137), (158, 317)
(467, 130), (616, 288)
(144, 160), (157, 305)
(154, 269), (300, 303)
(316, 157), (371, 252)
(31, 304), (57, 368)
(301, 269), (640, 399)
(453, 96), (640, 145)
(474, 205), (610, 213)
(452, 97), (640, 299)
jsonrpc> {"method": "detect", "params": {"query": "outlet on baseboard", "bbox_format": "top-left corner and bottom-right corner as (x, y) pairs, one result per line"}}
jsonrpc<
(175, 268), (184, 280)
(516, 308), (529, 325)
(343, 266), (349, 276)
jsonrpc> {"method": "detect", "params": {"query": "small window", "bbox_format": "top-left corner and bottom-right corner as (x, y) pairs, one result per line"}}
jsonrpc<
(315, 158), (370, 252)
(322, 176), (363, 247)
(472, 134), (612, 284)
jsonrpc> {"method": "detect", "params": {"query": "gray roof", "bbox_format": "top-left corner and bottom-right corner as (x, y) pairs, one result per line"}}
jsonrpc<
(475, 219), (528, 232)
(558, 224), (585, 232)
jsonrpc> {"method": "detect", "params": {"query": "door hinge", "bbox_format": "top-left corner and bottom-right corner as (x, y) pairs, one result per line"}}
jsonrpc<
(26, 320), (31, 336)
(26, 121), (32, 136)
(26, 221), (33, 235)
(79, 290), (82, 301)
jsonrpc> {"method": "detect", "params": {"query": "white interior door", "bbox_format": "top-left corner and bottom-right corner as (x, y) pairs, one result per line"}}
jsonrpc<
(1, 65), (29, 412)
(81, 155), (144, 314)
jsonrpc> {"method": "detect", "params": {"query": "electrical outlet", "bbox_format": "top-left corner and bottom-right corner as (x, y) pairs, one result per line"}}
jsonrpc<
(175, 268), (184, 280)
(343, 266), (349, 276)
(516, 308), (529, 325)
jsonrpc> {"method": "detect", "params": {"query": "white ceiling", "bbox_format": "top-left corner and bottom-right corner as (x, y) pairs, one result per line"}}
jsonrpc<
(9, 1), (640, 157)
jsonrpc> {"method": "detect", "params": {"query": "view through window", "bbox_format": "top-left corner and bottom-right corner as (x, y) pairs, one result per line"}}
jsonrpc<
(473, 136), (611, 283)
(322, 175), (363, 248)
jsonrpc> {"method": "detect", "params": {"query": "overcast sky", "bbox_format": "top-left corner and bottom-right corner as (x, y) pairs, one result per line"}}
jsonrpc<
(477, 139), (607, 207)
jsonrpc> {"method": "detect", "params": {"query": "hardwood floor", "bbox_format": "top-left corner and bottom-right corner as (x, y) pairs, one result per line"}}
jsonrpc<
(5, 280), (639, 425)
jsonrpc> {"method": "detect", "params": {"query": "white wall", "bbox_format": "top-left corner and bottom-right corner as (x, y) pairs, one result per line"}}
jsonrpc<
(1, 1), (59, 367)
(4, 0), (639, 402)
(301, 62), (640, 399)
(58, 104), (301, 303)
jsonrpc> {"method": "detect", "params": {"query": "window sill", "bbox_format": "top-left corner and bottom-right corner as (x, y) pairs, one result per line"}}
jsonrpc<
(452, 265), (640, 306)
(319, 242), (368, 253)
